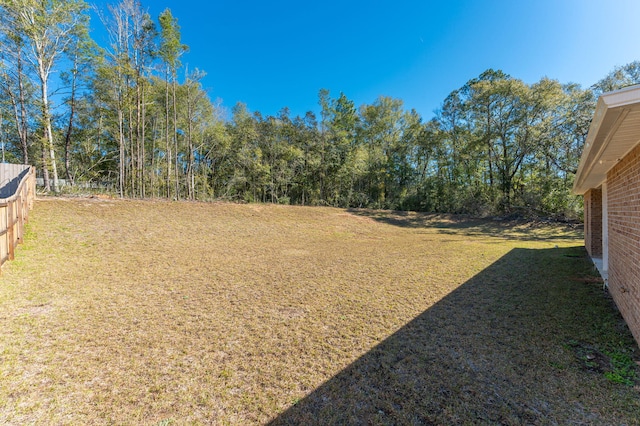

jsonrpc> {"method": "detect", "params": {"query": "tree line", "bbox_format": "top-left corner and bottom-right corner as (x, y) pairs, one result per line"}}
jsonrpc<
(1, 0), (639, 218)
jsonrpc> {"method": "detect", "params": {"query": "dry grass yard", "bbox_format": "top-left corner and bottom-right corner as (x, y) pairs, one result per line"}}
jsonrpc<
(0, 197), (639, 425)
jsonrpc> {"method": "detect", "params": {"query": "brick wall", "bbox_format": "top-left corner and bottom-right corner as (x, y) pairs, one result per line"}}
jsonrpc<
(584, 188), (602, 257)
(607, 142), (640, 344)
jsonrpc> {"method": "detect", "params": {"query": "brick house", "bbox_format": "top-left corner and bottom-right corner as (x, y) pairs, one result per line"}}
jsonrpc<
(573, 85), (640, 344)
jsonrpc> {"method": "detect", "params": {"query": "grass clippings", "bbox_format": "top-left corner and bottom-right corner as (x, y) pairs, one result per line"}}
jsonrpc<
(0, 198), (638, 425)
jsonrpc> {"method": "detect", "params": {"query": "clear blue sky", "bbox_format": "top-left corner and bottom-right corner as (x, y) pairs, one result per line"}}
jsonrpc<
(90, 0), (640, 120)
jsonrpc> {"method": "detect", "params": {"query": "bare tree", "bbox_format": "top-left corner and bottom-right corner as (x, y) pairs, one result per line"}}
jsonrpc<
(96, 0), (156, 197)
(0, 0), (90, 192)
(0, 31), (32, 164)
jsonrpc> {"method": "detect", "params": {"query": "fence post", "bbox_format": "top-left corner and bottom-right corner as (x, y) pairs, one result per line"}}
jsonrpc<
(16, 191), (23, 244)
(0, 204), (6, 264)
(7, 200), (14, 261)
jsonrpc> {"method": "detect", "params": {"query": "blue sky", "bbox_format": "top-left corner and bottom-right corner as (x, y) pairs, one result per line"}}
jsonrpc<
(90, 0), (640, 120)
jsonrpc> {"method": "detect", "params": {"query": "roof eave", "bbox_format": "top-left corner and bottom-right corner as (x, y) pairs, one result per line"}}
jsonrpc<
(573, 85), (640, 195)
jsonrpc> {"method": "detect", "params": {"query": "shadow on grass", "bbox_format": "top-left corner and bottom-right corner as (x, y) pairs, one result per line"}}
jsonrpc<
(269, 246), (639, 425)
(347, 208), (581, 241)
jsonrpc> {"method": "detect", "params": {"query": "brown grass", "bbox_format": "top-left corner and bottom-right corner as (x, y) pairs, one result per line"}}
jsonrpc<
(0, 197), (638, 425)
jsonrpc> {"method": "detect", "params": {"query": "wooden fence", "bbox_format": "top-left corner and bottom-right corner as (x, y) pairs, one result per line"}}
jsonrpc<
(0, 164), (36, 268)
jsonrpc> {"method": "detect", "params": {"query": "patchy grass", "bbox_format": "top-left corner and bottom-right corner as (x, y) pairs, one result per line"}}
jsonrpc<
(0, 198), (638, 425)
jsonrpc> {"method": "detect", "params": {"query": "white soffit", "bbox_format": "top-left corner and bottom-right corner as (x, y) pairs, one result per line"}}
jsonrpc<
(573, 85), (640, 195)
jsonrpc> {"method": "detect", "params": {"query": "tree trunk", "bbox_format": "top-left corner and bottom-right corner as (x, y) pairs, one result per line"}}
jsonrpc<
(151, 115), (157, 198)
(118, 108), (125, 198)
(41, 140), (50, 192)
(186, 77), (195, 200)
(17, 52), (29, 164)
(140, 79), (146, 198)
(173, 78), (179, 200)
(40, 77), (59, 193)
(165, 73), (171, 198)
(63, 56), (78, 185)
(6, 64), (30, 164)
(129, 98), (135, 196)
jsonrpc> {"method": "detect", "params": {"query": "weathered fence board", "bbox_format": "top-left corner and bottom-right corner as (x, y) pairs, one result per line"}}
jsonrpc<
(0, 164), (35, 269)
